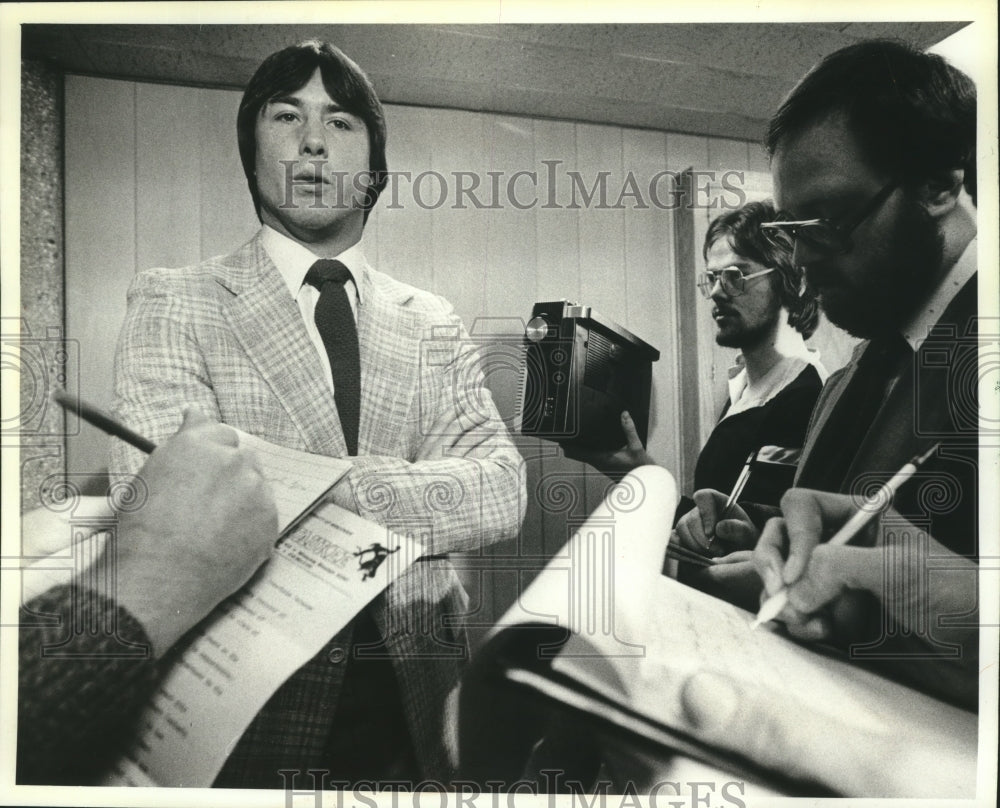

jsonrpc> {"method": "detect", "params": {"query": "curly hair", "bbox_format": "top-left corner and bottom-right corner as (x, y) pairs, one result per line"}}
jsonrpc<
(704, 200), (820, 338)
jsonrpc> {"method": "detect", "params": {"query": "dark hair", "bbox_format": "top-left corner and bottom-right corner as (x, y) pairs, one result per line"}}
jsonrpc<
(765, 38), (976, 203)
(704, 200), (820, 339)
(237, 40), (388, 221)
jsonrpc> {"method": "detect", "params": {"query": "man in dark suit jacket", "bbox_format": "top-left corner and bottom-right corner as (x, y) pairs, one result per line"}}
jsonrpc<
(680, 39), (980, 706)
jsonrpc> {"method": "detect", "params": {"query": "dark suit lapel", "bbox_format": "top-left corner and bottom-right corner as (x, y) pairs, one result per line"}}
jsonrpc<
(841, 349), (919, 488)
(829, 273), (978, 490)
(217, 236), (348, 456)
(796, 347), (864, 482)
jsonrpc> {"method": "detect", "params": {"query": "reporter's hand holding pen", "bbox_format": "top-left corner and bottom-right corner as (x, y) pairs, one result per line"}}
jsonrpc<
(751, 445), (939, 632)
(670, 450), (759, 562)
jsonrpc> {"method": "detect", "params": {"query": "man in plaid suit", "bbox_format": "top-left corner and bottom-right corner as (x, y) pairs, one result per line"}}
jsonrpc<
(111, 41), (525, 788)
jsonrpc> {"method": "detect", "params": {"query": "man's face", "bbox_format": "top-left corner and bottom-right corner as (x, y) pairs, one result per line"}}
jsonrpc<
(705, 236), (783, 350)
(254, 68), (371, 244)
(771, 112), (942, 339)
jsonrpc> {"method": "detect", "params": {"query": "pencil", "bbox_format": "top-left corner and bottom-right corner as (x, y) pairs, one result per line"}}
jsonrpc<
(52, 390), (157, 455)
(751, 443), (941, 629)
(665, 541), (715, 568)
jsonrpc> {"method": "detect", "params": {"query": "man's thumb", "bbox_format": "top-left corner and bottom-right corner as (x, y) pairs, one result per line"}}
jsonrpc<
(621, 411), (643, 450)
(179, 407), (211, 430)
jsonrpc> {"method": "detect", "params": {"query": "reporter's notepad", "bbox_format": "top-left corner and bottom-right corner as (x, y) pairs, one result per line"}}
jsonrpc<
(234, 429), (350, 535)
(96, 433), (422, 787)
(554, 575), (975, 745)
(497, 466), (976, 797)
(102, 503), (423, 787)
(18, 430), (350, 603)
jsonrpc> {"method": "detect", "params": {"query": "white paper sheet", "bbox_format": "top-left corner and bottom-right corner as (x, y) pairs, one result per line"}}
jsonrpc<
(494, 465), (677, 655)
(480, 465), (976, 797)
(19, 431), (351, 603)
(102, 502), (422, 787)
(232, 429), (350, 535)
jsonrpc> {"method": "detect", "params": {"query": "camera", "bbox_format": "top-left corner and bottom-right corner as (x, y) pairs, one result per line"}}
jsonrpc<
(516, 301), (659, 450)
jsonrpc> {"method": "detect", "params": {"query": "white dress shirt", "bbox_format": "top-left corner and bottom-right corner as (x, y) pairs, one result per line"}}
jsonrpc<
(901, 237), (977, 351)
(723, 347), (828, 419)
(261, 225), (366, 394)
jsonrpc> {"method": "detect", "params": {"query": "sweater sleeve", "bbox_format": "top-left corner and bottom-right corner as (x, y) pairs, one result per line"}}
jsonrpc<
(17, 585), (160, 785)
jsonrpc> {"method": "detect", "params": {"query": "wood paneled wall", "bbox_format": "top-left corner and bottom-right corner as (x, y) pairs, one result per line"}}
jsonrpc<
(63, 75), (854, 641)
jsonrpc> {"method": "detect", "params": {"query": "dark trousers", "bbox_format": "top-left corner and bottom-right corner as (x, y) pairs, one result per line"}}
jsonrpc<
(323, 608), (422, 785)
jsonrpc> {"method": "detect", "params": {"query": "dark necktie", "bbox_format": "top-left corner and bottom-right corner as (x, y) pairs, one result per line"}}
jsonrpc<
(305, 259), (360, 456)
(797, 333), (912, 492)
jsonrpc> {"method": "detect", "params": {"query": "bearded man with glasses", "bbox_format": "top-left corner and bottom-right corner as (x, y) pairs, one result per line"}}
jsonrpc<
(566, 201), (826, 606)
(684, 201), (828, 521)
(677, 39), (980, 711)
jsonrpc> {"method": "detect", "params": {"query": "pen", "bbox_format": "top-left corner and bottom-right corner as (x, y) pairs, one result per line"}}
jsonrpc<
(724, 450), (757, 513)
(751, 442), (941, 629)
(707, 450), (756, 548)
(52, 390), (158, 455)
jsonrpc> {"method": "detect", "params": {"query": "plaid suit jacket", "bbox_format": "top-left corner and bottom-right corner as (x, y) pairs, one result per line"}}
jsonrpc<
(111, 230), (526, 786)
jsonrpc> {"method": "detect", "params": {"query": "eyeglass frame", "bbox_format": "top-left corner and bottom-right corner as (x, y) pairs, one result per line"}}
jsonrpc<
(697, 266), (776, 299)
(760, 179), (899, 256)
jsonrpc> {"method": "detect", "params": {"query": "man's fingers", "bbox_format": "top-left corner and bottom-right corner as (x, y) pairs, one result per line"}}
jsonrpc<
(691, 489), (723, 544)
(179, 407), (210, 427)
(621, 411), (643, 451)
(712, 550), (753, 565)
(755, 517), (789, 595)
(783, 613), (834, 643)
(674, 510), (711, 554)
(714, 516), (757, 546)
(786, 545), (882, 615)
(178, 407), (237, 446)
(778, 488), (842, 585)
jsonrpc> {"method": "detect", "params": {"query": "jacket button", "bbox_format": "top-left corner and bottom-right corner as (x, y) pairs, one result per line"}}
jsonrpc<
(327, 646), (346, 664)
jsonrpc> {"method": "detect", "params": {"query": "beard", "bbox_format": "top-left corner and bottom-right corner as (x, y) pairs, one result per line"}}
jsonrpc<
(714, 314), (778, 349)
(713, 294), (782, 350)
(808, 196), (944, 340)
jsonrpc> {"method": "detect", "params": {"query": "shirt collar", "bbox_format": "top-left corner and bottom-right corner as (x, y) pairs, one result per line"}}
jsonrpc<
(261, 225), (367, 304)
(726, 346), (826, 410)
(900, 237), (976, 350)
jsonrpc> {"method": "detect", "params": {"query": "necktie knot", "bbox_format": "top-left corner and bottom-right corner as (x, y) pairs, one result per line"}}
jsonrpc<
(306, 259), (352, 289)
(860, 331), (911, 369)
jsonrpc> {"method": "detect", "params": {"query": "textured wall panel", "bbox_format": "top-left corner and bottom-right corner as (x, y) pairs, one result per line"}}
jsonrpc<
(18, 59), (65, 514)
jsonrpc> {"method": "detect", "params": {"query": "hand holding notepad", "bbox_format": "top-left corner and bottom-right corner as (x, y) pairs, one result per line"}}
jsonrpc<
(464, 466), (977, 798)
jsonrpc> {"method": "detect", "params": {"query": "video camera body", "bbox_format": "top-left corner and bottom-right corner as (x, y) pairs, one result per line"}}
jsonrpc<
(516, 301), (660, 450)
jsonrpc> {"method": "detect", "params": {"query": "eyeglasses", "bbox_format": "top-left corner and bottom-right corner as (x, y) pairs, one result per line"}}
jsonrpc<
(761, 180), (898, 256)
(697, 267), (775, 299)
